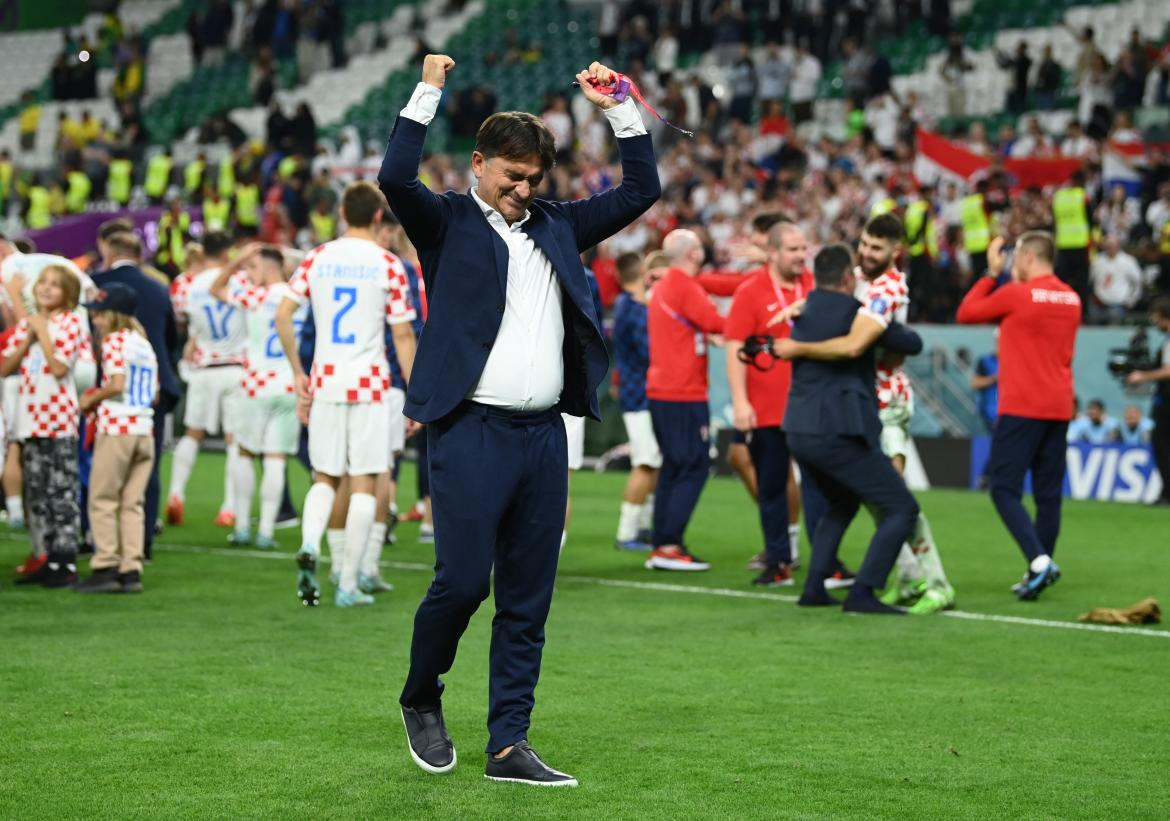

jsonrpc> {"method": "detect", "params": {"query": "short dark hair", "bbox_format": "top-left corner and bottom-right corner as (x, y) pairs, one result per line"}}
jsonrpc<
(106, 232), (142, 260)
(751, 211), (790, 235)
(1017, 230), (1055, 264)
(475, 111), (556, 171)
(98, 217), (134, 241)
(616, 252), (643, 285)
(1088, 398), (1105, 411)
(202, 230), (233, 259)
(342, 180), (386, 229)
(379, 205), (400, 227)
(813, 243), (854, 288)
(864, 213), (903, 243)
(258, 245), (284, 268)
(1151, 296), (1170, 319)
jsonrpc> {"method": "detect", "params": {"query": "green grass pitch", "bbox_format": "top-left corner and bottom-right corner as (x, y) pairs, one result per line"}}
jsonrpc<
(2, 452), (1168, 819)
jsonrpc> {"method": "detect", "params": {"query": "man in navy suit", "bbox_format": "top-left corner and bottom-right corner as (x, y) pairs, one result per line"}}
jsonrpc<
(379, 54), (659, 786)
(774, 244), (923, 614)
(91, 231), (180, 558)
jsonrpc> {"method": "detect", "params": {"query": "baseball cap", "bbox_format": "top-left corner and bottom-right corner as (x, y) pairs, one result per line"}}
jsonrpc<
(83, 282), (138, 314)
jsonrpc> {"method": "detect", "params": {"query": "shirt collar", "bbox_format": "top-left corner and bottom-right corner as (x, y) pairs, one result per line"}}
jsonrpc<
(111, 259), (135, 269)
(470, 186), (530, 231)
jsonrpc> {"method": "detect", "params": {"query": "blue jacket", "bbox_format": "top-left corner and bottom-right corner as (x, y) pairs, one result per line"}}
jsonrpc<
(783, 289), (923, 446)
(378, 115), (660, 423)
(612, 292), (649, 413)
(91, 265), (181, 403)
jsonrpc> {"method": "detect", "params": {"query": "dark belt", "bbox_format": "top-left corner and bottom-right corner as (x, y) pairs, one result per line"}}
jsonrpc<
(461, 400), (559, 426)
(199, 361), (244, 369)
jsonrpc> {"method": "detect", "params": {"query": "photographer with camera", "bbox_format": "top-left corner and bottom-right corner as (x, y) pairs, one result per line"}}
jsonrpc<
(1126, 297), (1170, 505)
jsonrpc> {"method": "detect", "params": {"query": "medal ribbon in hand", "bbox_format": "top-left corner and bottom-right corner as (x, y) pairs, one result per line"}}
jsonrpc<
(575, 72), (695, 138)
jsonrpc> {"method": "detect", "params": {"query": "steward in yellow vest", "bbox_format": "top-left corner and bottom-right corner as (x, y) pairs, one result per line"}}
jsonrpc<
(235, 181), (260, 234)
(144, 150), (173, 204)
(107, 154), (133, 206)
(202, 188), (232, 234)
(26, 182), (52, 229)
(156, 201), (191, 274)
(184, 153), (207, 202)
(65, 167), (92, 214)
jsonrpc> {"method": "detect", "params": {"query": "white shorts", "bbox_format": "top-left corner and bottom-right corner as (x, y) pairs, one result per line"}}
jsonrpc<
(622, 410), (663, 469)
(309, 399), (390, 477)
(184, 366), (245, 436)
(879, 404), (912, 460)
(237, 393), (299, 456)
(387, 387), (406, 466)
(563, 413), (584, 471)
(3, 375), (18, 442)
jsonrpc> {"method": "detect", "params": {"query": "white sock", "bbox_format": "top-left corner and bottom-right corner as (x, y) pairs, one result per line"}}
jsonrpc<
(912, 513), (950, 590)
(341, 493), (376, 593)
(301, 482), (336, 554)
(617, 501), (642, 542)
(325, 528), (345, 569)
(169, 435), (198, 500)
(221, 440), (239, 514)
(414, 500), (425, 515)
(361, 522), (387, 578)
(1030, 554), (1052, 574)
(231, 453), (255, 534)
(637, 494), (654, 532)
(893, 543), (924, 586)
(788, 523), (801, 563)
(258, 457), (284, 540)
(6, 495), (22, 520)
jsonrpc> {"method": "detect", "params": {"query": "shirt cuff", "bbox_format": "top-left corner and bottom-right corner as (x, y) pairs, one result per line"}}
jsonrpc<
(604, 97), (647, 138)
(400, 82), (443, 126)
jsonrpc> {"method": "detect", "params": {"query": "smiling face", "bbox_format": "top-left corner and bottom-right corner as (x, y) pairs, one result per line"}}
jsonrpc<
(857, 230), (897, 279)
(35, 269), (71, 312)
(471, 151), (545, 224)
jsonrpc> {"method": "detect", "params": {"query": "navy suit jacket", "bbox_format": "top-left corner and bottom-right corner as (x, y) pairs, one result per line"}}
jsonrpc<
(783, 289), (922, 446)
(378, 115), (660, 424)
(91, 265), (181, 403)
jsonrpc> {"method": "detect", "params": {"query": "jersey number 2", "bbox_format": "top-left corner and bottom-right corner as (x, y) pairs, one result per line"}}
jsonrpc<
(331, 286), (357, 345)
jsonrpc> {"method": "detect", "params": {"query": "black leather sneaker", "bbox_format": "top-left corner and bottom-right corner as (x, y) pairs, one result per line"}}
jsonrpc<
(485, 742), (578, 787)
(74, 567), (121, 593)
(401, 705), (456, 774)
(118, 571), (144, 594)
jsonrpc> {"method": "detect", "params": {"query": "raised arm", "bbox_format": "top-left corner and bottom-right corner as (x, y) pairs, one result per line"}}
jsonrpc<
(377, 54), (456, 251)
(774, 312), (887, 361)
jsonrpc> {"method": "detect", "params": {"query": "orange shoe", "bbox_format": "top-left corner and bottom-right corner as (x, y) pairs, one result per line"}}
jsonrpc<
(643, 545), (711, 572)
(400, 507), (424, 523)
(15, 552), (47, 576)
(214, 510), (236, 528)
(166, 495), (184, 525)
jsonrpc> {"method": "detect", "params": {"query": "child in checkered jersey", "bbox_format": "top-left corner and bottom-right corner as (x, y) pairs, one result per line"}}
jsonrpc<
(74, 284), (158, 594)
(0, 264), (93, 588)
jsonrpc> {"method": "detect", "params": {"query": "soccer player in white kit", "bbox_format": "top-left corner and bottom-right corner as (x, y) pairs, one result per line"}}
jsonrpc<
(276, 182), (417, 607)
(166, 231), (246, 528)
(210, 245), (306, 549)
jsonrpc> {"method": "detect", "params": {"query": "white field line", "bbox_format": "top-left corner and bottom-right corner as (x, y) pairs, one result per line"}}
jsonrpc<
(150, 543), (1170, 640)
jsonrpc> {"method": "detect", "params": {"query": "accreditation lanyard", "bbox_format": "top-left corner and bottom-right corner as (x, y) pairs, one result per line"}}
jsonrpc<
(769, 276), (805, 329)
(659, 299), (708, 357)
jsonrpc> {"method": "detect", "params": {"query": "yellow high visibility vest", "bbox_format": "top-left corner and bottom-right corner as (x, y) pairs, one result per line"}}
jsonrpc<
(1053, 186), (1090, 250)
(0, 161), (12, 202)
(107, 158), (132, 204)
(310, 211), (336, 241)
(870, 197), (897, 218)
(1160, 220), (1170, 255)
(65, 170), (91, 213)
(202, 198), (231, 233)
(183, 159), (206, 196)
(218, 157), (236, 197)
(235, 184), (260, 227)
(960, 193), (990, 254)
(157, 211), (191, 266)
(905, 200), (929, 256)
(27, 185), (52, 228)
(144, 154), (173, 198)
(278, 155), (299, 179)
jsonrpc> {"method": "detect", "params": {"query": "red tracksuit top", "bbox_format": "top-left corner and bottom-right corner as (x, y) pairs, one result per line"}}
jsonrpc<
(647, 267), (725, 402)
(956, 274), (1080, 420)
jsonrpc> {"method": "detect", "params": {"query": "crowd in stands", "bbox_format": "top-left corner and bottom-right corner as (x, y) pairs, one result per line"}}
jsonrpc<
(4, 0), (1170, 325)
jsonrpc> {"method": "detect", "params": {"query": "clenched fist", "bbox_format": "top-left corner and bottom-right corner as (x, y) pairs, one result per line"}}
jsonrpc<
(422, 54), (455, 90)
(575, 61), (621, 110)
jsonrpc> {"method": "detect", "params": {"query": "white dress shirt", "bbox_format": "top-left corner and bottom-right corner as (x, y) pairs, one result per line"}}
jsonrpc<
(399, 83), (646, 410)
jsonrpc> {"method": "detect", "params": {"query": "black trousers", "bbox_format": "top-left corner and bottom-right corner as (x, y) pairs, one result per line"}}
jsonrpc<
(401, 403), (567, 753)
(787, 432), (919, 593)
(649, 400), (710, 548)
(1055, 248), (1091, 319)
(144, 394), (177, 554)
(746, 426), (792, 565)
(1152, 409), (1170, 503)
(987, 415), (1068, 562)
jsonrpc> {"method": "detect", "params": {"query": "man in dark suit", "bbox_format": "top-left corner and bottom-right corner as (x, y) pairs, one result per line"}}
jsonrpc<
(379, 54), (659, 786)
(774, 244), (923, 614)
(91, 231), (181, 558)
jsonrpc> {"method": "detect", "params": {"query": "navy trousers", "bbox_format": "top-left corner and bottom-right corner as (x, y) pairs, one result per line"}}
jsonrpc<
(746, 426), (792, 565)
(400, 403), (567, 754)
(787, 432), (919, 593)
(987, 414), (1068, 562)
(648, 400), (710, 548)
(144, 394), (177, 556)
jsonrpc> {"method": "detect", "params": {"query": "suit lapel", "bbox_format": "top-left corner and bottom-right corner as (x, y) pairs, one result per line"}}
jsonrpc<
(464, 191), (508, 296)
(524, 209), (587, 317)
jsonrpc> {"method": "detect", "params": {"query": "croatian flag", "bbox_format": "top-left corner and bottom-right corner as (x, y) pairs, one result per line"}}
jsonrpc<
(1102, 142), (1144, 198)
(914, 128), (1084, 190)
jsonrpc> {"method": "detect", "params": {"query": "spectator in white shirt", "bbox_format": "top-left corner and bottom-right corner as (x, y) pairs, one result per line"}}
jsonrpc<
(1095, 183), (1142, 242)
(1089, 234), (1143, 324)
(652, 27), (679, 82)
(789, 44), (822, 124)
(1009, 117), (1055, 158)
(865, 91), (901, 152)
(1059, 121), (1097, 159)
(757, 41), (790, 104)
(1145, 183), (1170, 237)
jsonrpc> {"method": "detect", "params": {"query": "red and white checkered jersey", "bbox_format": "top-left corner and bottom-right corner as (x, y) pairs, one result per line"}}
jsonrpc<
(0, 253), (93, 316)
(855, 266), (913, 410)
(7, 312), (93, 440)
(229, 280), (307, 398)
(286, 237), (416, 404)
(97, 328), (157, 437)
(179, 267), (248, 368)
(170, 272), (194, 315)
